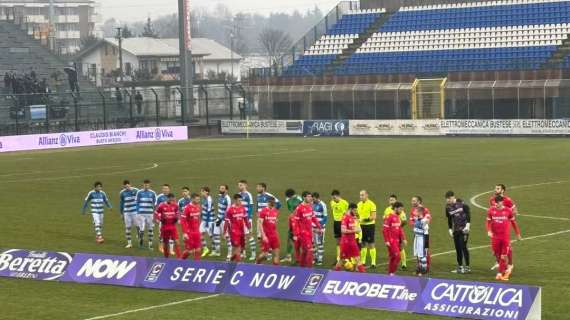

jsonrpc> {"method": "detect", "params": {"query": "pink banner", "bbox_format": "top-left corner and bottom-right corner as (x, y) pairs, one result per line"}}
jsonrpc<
(0, 126), (188, 153)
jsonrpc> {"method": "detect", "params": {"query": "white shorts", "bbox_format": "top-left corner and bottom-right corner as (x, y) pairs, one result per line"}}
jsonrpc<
(124, 214), (137, 229)
(200, 221), (214, 236)
(313, 228), (326, 246)
(213, 221), (224, 236)
(244, 217), (252, 235)
(92, 213), (104, 227)
(137, 214), (154, 232)
(414, 235), (426, 258)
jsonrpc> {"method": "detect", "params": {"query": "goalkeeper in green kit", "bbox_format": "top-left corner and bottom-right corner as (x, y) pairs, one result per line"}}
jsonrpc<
(280, 188), (303, 263)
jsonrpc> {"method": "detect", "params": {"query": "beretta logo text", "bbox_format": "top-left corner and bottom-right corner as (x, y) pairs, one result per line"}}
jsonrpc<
(0, 249), (72, 280)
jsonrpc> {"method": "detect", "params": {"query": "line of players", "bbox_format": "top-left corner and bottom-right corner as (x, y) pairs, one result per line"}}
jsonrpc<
(81, 181), (522, 280)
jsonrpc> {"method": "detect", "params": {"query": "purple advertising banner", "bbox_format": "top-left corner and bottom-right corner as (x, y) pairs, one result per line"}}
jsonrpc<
(223, 263), (326, 302)
(0, 248), (73, 281)
(141, 259), (235, 293)
(1, 250), (542, 320)
(0, 126), (188, 153)
(61, 253), (151, 287)
(414, 278), (541, 320)
(313, 271), (424, 312)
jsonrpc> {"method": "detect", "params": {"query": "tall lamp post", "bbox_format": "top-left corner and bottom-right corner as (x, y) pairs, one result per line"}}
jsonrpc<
(178, 0), (193, 125)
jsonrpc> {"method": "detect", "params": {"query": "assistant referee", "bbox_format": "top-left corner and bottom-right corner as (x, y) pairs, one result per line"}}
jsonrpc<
(358, 190), (377, 268)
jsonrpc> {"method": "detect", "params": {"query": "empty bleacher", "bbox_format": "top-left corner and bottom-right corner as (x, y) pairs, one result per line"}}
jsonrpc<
(283, 8), (385, 76)
(283, 0), (570, 77)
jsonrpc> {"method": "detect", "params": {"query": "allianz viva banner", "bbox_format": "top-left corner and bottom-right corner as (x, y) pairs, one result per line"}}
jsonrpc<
(0, 126), (188, 153)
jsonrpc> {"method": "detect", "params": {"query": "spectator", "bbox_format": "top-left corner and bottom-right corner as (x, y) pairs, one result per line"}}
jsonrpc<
(135, 91), (143, 114)
(3, 72), (11, 93)
(115, 87), (123, 108)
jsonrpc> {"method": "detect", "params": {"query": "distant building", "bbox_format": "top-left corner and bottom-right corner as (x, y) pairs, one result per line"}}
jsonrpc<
(75, 37), (243, 86)
(0, 0), (100, 55)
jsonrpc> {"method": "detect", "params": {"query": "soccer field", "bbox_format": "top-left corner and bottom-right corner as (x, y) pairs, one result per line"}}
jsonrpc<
(1, 137), (570, 320)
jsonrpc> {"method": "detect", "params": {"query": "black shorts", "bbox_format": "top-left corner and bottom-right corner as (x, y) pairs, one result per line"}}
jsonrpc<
(361, 224), (375, 244)
(334, 221), (342, 239)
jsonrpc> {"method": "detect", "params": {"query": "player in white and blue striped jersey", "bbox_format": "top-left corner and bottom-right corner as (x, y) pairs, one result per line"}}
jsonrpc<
(136, 179), (157, 249)
(312, 192), (328, 265)
(238, 180), (255, 260)
(215, 184), (232, 260)
(178, 186), (192, 213)
(200, 186), (215, 257)
(119, 180), (139, 248)
(81, 181), (112, 244)
(156, 184), (172, 253)
(256, 183), (282, 261)
(156, 184), (171, 206)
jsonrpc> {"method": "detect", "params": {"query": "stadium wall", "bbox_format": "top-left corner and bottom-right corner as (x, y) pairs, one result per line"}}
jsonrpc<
(220, 119), (570, 136)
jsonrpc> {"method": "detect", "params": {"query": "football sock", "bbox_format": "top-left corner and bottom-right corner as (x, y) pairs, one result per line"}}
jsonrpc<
(400, 249), (407, 267)
(249, 237), (257, 257)
(360, 247), (368, 265)
(370, 248), (377, 266)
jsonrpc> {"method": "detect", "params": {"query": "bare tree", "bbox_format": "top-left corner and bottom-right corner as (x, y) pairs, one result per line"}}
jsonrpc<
(259, 28), (292, 69)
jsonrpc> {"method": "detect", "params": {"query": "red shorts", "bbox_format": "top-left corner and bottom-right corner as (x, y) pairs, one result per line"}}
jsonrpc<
(262, 236), (280, 252)
(231, 233), (245, 248)
(161, 228), (179, 241)
(184, 232), (201, 250)
(492, 238), (510, 257)
(388, 240), (401, 256)
(297, 236), (313, 250)
(340, 238), (360, 259)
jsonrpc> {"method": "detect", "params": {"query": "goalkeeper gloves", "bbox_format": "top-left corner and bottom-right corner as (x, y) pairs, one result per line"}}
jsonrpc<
(463, 223), (470, 234)
(448, 229), (454, 237)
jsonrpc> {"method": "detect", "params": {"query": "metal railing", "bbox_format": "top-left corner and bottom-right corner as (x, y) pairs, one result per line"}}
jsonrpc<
(0, 84), (252, 136)
(249, 80), (570, 120)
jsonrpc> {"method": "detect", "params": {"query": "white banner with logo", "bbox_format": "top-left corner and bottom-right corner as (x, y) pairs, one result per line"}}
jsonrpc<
(350, 120), (444, 136)
(350, 119), (570, 136)
(0, 126), (188, 153)
(441, 119), (570, 135)
(221, 120), (303, 134)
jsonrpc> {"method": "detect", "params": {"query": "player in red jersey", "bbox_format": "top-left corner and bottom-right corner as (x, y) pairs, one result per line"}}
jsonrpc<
(489, 184), (518, 272)
(383, 202), (407, 276)
(486, 196), (522, 281)
(256, 198), (280, 265)
(292, 191), (322, 268)
(154, 193), (181, 259)
(181, 193), (202, 260)
(335, 203), (365, 272)
(224, 194), (250, 262)
(410, 196), (432, 271)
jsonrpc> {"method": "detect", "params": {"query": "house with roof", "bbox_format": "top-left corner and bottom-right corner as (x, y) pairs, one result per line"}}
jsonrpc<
(75, 37), (242, 86)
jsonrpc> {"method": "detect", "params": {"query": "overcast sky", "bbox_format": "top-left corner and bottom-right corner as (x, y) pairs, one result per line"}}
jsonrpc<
(98, 0), (340, 22)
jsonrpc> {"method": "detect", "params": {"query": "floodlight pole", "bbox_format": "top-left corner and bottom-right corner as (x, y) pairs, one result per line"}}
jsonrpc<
(178, 0), (193, 125)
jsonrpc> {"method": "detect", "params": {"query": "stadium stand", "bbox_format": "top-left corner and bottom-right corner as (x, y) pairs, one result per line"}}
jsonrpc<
(283, 0), (570, 76)
(283, 8), (388, 76)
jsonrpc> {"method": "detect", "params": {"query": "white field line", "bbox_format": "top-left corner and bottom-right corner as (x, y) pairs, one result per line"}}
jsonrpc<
(81, 294), (221, 320)
(469, 180), (570, 221)
(158, 148), (317, 165)
(3, 163), (159, 183)
(0, 165), (124, 178)
(379, 229), (570, 266)
(3, 148), (313, 183)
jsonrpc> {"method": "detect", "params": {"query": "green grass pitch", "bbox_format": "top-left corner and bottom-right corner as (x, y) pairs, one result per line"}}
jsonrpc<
(1, 137), (569, 320)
